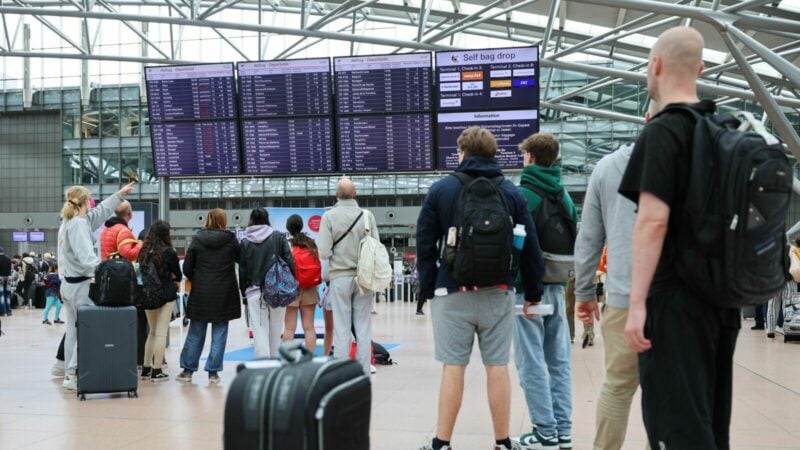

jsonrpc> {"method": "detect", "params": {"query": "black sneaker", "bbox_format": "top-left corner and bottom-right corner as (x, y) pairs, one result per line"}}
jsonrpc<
(151, 369), (169, 382)
(767, 332), (775, 339)
(140, 367), (152, 379)
(42, 319), (52, 325)
(54, 319), (65, 324)
(416, 311), (425, 316)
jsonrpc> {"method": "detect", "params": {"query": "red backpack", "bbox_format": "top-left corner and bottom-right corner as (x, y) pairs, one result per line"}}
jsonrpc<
(291, 245), (322, 289)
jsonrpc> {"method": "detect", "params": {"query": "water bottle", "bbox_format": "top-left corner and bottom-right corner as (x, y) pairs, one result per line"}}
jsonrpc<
(513, 224), (526, 250)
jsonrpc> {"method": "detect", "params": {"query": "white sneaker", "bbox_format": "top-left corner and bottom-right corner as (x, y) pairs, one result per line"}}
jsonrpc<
(62, 375), (77, 391)
(51, 360), (65, 377)
(370, 364), (377, 374)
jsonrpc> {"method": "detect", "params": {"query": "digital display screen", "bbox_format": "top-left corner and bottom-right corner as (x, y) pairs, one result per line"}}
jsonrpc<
(29, 231), (45, 242)
(435, 47), (538, 112)
(334, 53), (434, 172)
(238, 58), (336, 175)
(145, 63), (241, 177)
(242, 118), (335, 175)
(334, 53), (432, 114)
(239, 58), (331, 117)
(12, 231), (27, 242)
(437, 110), (538, 169)
(338, 114), (434, 172)
(150, 121), (241, 176)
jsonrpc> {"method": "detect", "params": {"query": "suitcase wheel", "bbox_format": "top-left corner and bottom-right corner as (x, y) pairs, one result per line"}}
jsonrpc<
(79, 393), (86, 401)
(128, 390), (138, 398)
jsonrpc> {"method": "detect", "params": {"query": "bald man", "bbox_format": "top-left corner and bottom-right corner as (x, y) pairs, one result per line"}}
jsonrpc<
(618, 27), (739, 449)
(100, 200), (143, 262)
(317, 178), (380, 376)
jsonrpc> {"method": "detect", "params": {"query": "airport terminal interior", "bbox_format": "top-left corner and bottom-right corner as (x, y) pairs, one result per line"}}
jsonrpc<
(1, 0), (800, 448)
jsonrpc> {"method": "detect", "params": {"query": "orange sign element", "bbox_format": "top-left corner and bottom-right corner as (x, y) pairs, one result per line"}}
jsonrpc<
(461, 71), (484, 81)
(490, 79), (512, 88)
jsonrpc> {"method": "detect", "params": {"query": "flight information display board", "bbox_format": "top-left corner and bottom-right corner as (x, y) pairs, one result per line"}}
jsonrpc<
(150, 121), (241, 176)
(238, 58), (336, 175)
(334, 53), (433, 114)
(337, 114), (434, 172)
(334, 53), (434, 172)
(242, 118), (335, 174)
(435, 47), (538, 112)
(145, 63), (241, 176)
(238, 58), (331, 117)
(437, 110), (538, 169)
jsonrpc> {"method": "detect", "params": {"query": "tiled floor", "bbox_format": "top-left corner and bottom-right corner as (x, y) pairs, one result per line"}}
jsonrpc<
(1, 301), (799, 450)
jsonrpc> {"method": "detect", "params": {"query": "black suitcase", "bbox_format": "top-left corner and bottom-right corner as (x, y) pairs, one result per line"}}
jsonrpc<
(32, 284), (46, 309)
(224, 343), (371, 450)
(76, 305), (139, 401)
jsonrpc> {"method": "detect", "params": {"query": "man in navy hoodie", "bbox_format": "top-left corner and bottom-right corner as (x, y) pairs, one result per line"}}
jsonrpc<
(416, 127), (544, 450)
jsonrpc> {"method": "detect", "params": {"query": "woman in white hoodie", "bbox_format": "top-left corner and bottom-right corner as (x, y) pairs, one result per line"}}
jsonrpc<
(238, 208), (295, 358)
(56, 182), (135, 390)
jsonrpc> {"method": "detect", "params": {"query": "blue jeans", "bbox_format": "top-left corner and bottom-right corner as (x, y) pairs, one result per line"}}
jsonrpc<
(513, 285), (573, 436)
(0, 277), (10, 315)
(180, 320), (229, 373)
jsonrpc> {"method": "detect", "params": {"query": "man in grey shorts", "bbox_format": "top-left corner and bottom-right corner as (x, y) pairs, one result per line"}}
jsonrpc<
(416, 127), (545, 450)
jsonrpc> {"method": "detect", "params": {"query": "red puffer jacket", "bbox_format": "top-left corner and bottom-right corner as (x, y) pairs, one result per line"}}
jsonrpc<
(100, 217), (142, 262)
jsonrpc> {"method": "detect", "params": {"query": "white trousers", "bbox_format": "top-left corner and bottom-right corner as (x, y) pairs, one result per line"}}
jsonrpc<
(246, 288), (287, 359)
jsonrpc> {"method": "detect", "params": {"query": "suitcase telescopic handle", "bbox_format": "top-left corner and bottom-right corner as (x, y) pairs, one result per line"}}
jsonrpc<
(279, 342), (314, 364)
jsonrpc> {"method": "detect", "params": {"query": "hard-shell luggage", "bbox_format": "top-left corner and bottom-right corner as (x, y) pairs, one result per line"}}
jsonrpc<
(224, 343), (371, 450)
(76, 305), (138, 401)
(784, 292), (800, 343)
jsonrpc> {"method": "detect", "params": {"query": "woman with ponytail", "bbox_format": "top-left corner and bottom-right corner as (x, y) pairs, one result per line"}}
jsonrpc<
(283, 214), (321, 353)
(56, 182), (136, 391)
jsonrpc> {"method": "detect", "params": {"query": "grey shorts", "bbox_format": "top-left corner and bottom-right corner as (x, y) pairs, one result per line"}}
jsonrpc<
(430, 287), (515, 366)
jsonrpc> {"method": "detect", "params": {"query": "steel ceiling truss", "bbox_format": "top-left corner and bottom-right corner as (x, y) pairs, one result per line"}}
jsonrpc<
(0, 0), (797, 137)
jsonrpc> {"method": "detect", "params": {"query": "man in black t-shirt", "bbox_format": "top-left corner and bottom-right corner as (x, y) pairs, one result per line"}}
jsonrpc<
(618, 26), (740, 450)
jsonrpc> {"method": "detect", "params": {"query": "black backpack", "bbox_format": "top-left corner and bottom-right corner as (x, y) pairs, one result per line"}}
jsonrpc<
(372, 341), (394, 365)
(91, 253), (136, 307)
(447, 172), (514, 287)
(668, 105), (793, 308)
(140, 255), (177, 310)
(521, 183), (577, 283)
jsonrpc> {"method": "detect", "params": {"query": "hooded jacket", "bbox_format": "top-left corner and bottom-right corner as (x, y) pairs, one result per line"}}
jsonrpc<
(416, 157), (545, 302)
(57, 194), (123, 280)
(100, 217), (143, 262)
(516, 163), (579, 289)
(183, 229), (241, 322)
(519, 164), (578, 221)
(574, 144), (636, 309)
(239, 225), (295, 296)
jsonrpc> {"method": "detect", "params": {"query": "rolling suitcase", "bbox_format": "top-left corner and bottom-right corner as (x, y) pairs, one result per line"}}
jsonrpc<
(224, 343), (371, 450)
(784, 292), (800, 342)
(76, 305), (139, 401)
